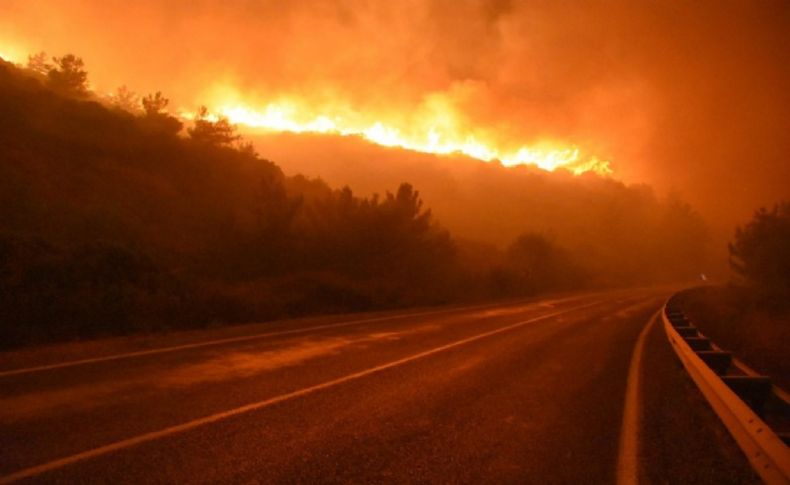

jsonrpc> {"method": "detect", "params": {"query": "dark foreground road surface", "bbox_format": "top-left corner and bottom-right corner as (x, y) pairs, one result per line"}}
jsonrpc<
(0, 288), (758, 483)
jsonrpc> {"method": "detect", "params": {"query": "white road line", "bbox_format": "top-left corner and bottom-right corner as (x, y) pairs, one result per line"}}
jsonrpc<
(0, 295), (595, 378)
(0, 299), (608, 484)
(616, 310), (660, 485)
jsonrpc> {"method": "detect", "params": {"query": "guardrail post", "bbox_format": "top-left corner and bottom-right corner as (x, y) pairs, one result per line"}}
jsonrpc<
(683, 336), (712, 351)
(662, 299), (790, 483)
(668, 316), (691, 326)
(674, 326), (699, 338)
(721, 376), (773, 416)
(695, 350), (732, 375)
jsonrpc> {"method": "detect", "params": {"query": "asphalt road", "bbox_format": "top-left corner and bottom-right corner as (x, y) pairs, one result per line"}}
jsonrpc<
(0, 288), (759, 483)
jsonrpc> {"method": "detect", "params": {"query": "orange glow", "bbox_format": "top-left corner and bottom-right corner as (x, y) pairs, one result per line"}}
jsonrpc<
(183, 95), (611, 175)
(0, 42), (26, 64)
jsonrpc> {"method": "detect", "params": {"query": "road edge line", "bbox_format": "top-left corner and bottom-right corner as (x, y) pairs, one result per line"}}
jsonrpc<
(616, 310), (660, 485)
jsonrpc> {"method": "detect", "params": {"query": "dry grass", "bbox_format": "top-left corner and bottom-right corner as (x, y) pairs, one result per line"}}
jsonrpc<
(677, 285), (790, 390)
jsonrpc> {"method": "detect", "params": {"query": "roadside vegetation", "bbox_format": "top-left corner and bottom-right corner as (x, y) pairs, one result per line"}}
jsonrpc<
(0, 54), (709, 348)
(678, 201), (790, 389)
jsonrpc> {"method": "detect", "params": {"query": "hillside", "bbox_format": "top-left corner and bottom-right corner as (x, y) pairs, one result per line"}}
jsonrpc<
(0, 59), (461, 346)
(251, 131), (712, 283)
(0, 58), (709, 347)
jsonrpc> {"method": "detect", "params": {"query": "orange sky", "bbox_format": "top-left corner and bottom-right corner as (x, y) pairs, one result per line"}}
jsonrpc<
(1, 0), (788, 230)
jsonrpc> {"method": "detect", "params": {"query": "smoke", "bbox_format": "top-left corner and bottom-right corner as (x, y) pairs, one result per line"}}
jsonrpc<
(1, 0), (788, 232)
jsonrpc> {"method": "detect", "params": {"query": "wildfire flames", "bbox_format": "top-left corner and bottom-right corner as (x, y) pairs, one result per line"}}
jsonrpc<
(186, 97), (611, 175)
(1, 45), (609, 176)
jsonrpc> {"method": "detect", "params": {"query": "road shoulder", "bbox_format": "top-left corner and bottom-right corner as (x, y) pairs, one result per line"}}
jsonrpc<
(638, 313), (759, 483)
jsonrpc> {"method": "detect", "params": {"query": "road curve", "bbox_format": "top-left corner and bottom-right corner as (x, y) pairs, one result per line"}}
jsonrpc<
(0, 288), (758, 483)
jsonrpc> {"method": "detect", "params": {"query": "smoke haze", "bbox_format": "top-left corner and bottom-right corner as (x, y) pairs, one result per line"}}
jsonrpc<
(1, 0), (788, 233)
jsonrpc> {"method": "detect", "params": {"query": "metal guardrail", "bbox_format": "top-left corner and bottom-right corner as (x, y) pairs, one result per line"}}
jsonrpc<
(662, 302), (790, 484)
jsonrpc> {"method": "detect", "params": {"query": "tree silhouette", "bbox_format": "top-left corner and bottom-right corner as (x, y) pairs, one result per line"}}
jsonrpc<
(254, 170), (302, 238)
(139, 92), (182, 135)
(505, 233), (584, 293)
(26, 51), (50, 75)
(47, 54), (89, 97)
(112, 85), (139, 113)
(388, 183), (432, 231)
(142, 91), (169, 116)
(729, 201), (790, 289)
(188, 106), (240, 146)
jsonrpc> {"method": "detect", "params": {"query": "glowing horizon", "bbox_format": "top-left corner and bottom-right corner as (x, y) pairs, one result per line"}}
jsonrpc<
(182, 100), (612, 175)
(1, 40), (611, 176)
